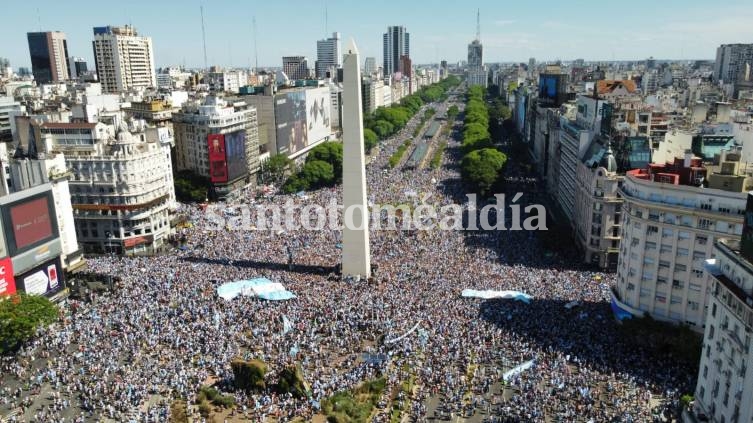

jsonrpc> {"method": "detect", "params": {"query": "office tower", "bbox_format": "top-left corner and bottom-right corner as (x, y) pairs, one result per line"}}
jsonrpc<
(364, 57), (376, 75)
(466, 11), (486, 87)
(68, 57), (87, 78)
(341, 39), (371, 278)
(316, 32), (341, 79)
(27, 31), (70, 84)
(92, 25), (156, 93)
(714, 44), (753, 84)
(383, 26), (409, 77)
(282, 56), (310, 80)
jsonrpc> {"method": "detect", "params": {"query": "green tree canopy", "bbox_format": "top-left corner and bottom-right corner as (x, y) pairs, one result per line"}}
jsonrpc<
(363, 128), (378, 153)
(300, 160), (335, 189)
(263, 154), (294, 185)
(306, 142), (343, 178)
(372, 120), (395, 138)
(461, 148), (508, 196)
(0, 294), (58, 353)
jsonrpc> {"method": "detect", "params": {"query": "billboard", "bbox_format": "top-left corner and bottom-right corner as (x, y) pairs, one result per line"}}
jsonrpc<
(224, 130), (247, 182)
(0, 257), (15, 297)
(305, 87), (332, 145)
(17, 258), (64, 298)
(208, 134), (228, 183)
(275, 91), (307, 155)
(538, 74), (567, 107)
(1, 191), (58, 256)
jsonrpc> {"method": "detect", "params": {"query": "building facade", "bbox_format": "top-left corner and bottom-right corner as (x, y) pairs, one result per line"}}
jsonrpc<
(714, 44), (753, 85)
(282, 56), (310, 80)
(27, 31), (70, 84)
(693, 236), (753, 423)
(173, 96), (260, 199)
(383, 26), (410, 77)
(613, 160), (746, 329)
(316, 32), (341, 79)
(363, 57), (377, 76)
(68, 57), (88, 79)
(93, 25), (156, 93)
(38, 119), (175, 254)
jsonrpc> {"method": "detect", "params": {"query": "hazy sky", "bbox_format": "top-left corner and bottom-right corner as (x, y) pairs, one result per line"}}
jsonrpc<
(2, 0), (753, 70)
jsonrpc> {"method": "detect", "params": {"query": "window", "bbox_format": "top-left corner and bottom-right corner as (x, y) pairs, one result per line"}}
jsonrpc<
(675, 264), (687, 272)
(662, 228), (674, 238)
(644, 257), (655, 265)
(661, 244), (673, 253)
(699, 218), (712, 229)
(678, 248), (689, 256)
(659, 260), (670, 268)
(646, 241), (656, 250)
(688, 301), (700, 311)
(678, 231), (690, 240)
(673, 280), (684, 289)
(656, 294), (667, 303)
(689, 283), (702, 292)
(670, 296), (682, 305)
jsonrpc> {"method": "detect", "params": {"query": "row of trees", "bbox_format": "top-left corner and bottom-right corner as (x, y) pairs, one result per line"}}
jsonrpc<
(363, 75), (460, 152)
(281, 142), (343, 193)
(459, 86), (508, 197)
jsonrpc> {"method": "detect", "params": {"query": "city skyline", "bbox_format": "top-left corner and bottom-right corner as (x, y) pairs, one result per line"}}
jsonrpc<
(2, 0), (753, 71)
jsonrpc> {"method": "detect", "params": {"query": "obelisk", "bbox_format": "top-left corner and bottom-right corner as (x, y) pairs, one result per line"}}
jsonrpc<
(341, 39), (371, 278)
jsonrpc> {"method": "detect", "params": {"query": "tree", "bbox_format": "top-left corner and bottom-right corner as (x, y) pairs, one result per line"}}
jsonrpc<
(282, 174), (309, 194)
(372, 120), (395, 139)
(447, 105), (459, 120)
(263, 154), (294, 186)
(301, 160), (335, 189)
(307, 142), (343, 178)
(0, 294), (58, 353)
(173, 170), (209, 202)
(364, 128), (378, 152)
(461, 148), (508, 197)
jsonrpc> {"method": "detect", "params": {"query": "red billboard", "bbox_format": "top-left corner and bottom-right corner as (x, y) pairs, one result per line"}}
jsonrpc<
(0, 257), (15, 297)
(208, 134), (228, 183)
(10, 196), (54, 250)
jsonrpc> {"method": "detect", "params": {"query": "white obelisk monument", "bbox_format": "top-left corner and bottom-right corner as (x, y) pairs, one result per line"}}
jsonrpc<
(341, 39), (371, 278)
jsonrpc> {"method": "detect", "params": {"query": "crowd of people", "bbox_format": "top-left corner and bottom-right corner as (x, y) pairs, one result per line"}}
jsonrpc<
(0, 93), (693, 422)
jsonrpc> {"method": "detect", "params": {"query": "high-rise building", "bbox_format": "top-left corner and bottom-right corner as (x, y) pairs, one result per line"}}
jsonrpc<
(363, 57), (377, 76)
(466, 11), (486, 88)
(92, 25), (156, 93)
(468, 40), (483, 69)
(383, 26), (409, 77)
(692, 231), (753, 423)
(68, 57), (87, 78)
(714, 44), (753, 84)
(27, 31), (70, 84)
(316, 32), (341, 79)
(282, 56), (310, 80)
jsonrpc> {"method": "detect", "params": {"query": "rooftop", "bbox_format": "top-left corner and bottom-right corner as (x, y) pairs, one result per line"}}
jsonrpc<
(596, 80), (638, 95)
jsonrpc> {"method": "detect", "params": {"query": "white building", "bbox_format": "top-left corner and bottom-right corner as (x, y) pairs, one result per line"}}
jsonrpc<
(36, 119), (175, 254)
(316, 32), (341, 79)
(693, 236), (753, 423)
(207, 69), (248, 94)
(613, 161), (747, 329)
(173, 96), (259, 199)
(93, 25), (156, 93)
(0, 96), (23, 141)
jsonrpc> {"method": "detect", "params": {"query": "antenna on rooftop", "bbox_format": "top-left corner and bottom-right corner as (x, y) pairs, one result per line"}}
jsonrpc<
(476, 8), (480, 42)
(325, 0), (328, 35)
(200, 5), (208, 71)
(36, 8), (41, 31)
(253, 16), (259, 73)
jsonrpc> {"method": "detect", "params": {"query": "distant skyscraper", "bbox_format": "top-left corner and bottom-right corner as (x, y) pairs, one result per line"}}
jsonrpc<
(383, 26), (409, 77)
(68, 57), (87, 78)
(364, 57), (376, 75)
(466, 11), (486, 88)
(27, 31), (70, 84)
(93, 25), (156, 93)
(282, 56), (310, 80)
(316, 32), (341, 79)
(714, 44), (753, 84)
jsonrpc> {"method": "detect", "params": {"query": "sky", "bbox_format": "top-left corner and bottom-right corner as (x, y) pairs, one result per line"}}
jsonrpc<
(2, 0), (753, 70)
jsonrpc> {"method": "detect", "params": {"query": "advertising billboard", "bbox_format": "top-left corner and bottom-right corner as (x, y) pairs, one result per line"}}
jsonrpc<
(207, 134), (228, 183)
(0, 257), (15, 297)
(224, 130), (247, 182)
(275, 91), (307, 155)
(17, 258), (64, 298)
(1, 191), (58, 256)
(305, 87), (332, 145)
(538, 73), (568, 107)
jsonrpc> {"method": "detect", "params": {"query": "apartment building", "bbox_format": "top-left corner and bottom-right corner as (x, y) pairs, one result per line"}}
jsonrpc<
(692, 235), (753, 423)
(93, 25), (156, 93)
(613, 154), (747, 329)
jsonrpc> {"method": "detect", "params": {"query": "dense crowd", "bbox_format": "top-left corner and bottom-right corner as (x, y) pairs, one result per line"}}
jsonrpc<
(0, 97), (693, 422)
